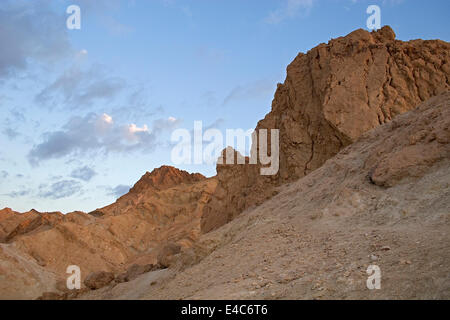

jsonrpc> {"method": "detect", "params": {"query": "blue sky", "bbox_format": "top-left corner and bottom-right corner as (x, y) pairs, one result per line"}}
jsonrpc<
(1, 0), (449, 213)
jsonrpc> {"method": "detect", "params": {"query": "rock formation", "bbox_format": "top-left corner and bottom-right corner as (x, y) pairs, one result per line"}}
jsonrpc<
(139, 92), (450, 300)
(0, 166), (216, 299)
(201, 26), (450, 233)
(84, 271), (115, 290)
(0, 26), (449, 300)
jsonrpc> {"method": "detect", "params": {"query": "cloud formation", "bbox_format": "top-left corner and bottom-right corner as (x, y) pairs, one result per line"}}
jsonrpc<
(38, 180), (82, 200)
(28, 113), (179, 165)
(2, 109), (26, 140)
(35, 64), (127, 109)
(4, 189), (32, 198)
(70, 166), (97, 182)
(2, 127), (20, 140)
(0, 0), (70, 78)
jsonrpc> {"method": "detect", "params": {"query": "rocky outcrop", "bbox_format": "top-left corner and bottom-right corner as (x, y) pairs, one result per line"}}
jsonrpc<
(156, 242), (182, 268)
(4, 211), (64, 242)
(0, 208), (14, 221)
(130, 165), (205, 194)
(0, 209), (64, 243)
(201, 26), (450, 233)
(84, 271), (115, 290)
(97, 165), (206, 217)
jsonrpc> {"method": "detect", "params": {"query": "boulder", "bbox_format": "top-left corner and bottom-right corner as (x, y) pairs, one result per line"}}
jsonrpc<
(156, 242), (182, 268)
(84, 271), (115, 290)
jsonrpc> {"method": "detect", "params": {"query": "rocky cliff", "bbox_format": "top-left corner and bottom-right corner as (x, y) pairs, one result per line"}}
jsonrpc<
(201, 26), (450, 233)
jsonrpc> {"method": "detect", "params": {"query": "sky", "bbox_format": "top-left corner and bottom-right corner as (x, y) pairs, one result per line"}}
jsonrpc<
(0, 0), (449, 213)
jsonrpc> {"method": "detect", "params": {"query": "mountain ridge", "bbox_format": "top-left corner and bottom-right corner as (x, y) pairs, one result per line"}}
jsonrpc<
(0, 26), (449, 300)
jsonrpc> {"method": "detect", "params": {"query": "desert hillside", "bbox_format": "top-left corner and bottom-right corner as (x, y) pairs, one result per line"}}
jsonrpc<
(0, 167), (217, 299)
(80, 91), (450, 300)
(0, 26), (448, 300)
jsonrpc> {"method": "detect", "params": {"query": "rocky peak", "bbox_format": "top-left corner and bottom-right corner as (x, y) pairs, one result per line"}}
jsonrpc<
(201, 25), (450, 233)
(0, 208), (14, 215)
(0, 208), (15, 222)
(129, 165), (205, 194)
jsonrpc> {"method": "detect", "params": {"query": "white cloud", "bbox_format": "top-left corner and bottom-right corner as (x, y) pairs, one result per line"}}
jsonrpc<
(128, 123), (149, 133)
(74, 49), (88, 61)
(28, 113), (180, 165)
(102, 113), (113, 124)
(126, 123), (150, 141)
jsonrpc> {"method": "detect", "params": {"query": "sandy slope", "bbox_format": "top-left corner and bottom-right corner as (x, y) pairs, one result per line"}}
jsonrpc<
(0, 243), (59, 299)
(133, 93), (449, 300)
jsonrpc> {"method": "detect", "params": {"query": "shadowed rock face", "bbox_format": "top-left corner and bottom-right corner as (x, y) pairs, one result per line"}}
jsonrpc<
(201, 26), (450, 233)
(0, 166), (215, 299)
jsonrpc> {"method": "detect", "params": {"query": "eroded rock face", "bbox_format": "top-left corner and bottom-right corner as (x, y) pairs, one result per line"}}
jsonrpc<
(367, 93), (450, 187)
(201, 26), (450, 233)
(0, 209), (64, 243)
(5, 212), (64, 242)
